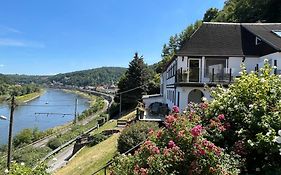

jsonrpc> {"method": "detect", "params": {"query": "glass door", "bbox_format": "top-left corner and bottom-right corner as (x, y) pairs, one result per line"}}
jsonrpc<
(188, 59), (201, 82)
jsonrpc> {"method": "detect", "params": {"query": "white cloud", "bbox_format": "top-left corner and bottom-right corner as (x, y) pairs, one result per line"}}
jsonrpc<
(0, 64), (4, 67)
(0, 26), (22, 35)
(0, 38), (45, 48)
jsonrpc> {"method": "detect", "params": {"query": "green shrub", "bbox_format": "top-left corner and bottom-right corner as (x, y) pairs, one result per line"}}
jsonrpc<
(47, 138), (63, 150)
(8, 162), (49, 175)
(88, 133), (108, 147)
(13, 128), (35, 147)
(12, 146), (51, 168)
(117, 121), (159, 153)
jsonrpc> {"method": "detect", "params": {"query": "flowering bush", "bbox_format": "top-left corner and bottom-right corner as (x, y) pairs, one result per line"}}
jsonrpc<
(206, 61), (281, 173)
(110, 112), (240, 175)
(5, 162), (48, 175)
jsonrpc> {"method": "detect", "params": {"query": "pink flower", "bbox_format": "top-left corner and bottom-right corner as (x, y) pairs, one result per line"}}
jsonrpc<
(177, 130), (185, 138)
(148, 128), (154, 135)
(139, 168), (148, 175)
(168, 140), (176, 148)
(218, 114), (225, 120)
(172, 106), (180, 113)
(156, 130), (162, 138)
(190, 125), (203, 137)
(218, 125), (226, 132)
(165, 115), (176, 128)
(198, 148), (206, 155)
(151, 146), (160, 154)
(199, 102), (208, 110)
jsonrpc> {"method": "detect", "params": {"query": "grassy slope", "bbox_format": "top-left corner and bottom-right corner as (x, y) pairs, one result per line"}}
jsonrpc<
(53, 111), (136, 175)
(54, 134), (119, 175)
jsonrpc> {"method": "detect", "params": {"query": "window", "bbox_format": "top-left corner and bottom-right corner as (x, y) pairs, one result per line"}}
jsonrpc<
(204, 58), (227, 78)
(272, 30), (281, 38)
(255, 37), (262, 45)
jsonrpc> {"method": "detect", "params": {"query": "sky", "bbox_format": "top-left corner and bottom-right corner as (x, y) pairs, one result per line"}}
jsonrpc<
(0, 0), (225, 75)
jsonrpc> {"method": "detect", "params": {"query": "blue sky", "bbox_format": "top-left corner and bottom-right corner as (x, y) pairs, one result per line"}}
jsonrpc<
(0, 0), (224, 75)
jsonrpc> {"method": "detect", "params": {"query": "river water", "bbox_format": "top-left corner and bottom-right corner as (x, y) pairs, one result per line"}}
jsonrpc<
(0, 89), (90, 145)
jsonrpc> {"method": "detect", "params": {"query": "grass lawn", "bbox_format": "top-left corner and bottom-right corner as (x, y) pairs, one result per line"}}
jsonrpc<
(16, 90), (45, 103)
(53, 111), (136, 175)
(91, 120), (118, 135)
(120, 110), (136, 121)
(54, 133), (119, 175)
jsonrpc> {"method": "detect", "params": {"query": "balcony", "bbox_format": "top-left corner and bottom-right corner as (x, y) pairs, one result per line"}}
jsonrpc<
(176, 68), (234, 84)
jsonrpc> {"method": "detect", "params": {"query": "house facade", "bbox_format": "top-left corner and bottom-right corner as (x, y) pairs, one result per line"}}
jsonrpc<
(153, 22), (281, 112)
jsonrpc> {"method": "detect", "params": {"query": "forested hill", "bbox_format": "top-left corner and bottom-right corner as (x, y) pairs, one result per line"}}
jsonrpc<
(4, 67), (127, 87)
(48, 67), (127, 86)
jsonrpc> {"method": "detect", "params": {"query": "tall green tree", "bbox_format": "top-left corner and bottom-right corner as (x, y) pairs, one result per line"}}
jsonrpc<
(116, 53), (149, 110)
(203, 8), (219, 22)
(214, 0), (281, 22)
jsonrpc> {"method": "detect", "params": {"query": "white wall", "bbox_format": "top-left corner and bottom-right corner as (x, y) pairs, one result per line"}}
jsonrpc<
(259, 52), (281, 68)
(177, 56), (187, 70)
(244, 57), (260, 72)
(143, 96), (163, 109)
(176, 87), (211, 112)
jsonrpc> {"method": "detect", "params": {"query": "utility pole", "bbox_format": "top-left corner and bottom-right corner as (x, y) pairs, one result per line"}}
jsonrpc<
(7, 95), (15, 170)
(74, 98), (78, 124)
(119, 94), (122, 117)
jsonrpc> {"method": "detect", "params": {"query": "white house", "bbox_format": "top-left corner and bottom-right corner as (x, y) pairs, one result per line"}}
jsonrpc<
(145, 22), (281, 113)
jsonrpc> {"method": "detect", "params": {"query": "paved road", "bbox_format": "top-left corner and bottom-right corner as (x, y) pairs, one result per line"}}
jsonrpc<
(47, 144), (75, 173)
(45, 99), (110, 173)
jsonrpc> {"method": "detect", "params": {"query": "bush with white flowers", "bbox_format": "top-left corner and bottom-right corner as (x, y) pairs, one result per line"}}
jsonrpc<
(206, 60), (281, 174)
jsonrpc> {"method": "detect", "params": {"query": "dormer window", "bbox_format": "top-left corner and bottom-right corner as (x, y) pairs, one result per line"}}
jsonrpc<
(255, 37), (262, 45)
(272, 30), (281, 38)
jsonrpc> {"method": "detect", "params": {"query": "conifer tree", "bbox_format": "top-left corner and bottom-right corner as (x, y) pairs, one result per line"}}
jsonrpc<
(116, 53), (148, 110)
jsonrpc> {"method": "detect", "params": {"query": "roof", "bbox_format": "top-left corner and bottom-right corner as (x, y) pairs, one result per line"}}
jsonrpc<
(177, 22), (244, 56)
(176, 22), (281, 57)
(242, 23), (281, 51)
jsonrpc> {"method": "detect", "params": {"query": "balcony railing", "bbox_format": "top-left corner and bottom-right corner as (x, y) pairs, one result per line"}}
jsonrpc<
(176, 68), (234, 84)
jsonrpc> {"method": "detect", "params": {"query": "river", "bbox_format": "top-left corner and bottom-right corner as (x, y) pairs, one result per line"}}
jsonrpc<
(0, 89), (90, 145)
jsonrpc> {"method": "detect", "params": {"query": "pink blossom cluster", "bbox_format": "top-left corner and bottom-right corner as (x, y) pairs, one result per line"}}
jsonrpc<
(209, 114), (229, 132)
(168, 140), (176, 148)
(164, 115), (177, 128)
(190, 125), (203, 137)
(143, 140), (160, 155)
(199, 102), (208, 110)
(163, 145), (184, 161)
(134, 165), (148, 175)
(156, 129), (163, 139)
(172, 105), (180, 113)
(193, 139), (222, 156)
(218, 114), (225, 120)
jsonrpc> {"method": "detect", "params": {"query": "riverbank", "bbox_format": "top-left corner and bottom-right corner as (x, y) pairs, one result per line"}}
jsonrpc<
(0, 89), (45, 104)
(16, 89), (46, 103)
(62, 89), (97, 107)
